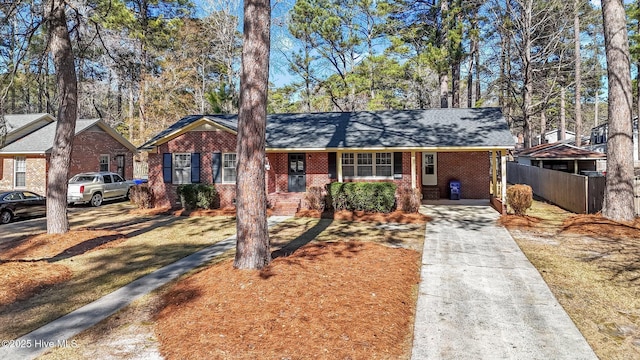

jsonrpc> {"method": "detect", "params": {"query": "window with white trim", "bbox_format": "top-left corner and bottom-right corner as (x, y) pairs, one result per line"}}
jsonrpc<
(99, 154), (110, 172)
(342, 153), (354, 177)
(357, 153), (373, 176)
(14, 156), (26, 187)
(223, 153), (237, 183)
(342, 152), (393, 178)
(424, 153), (435, 175)
(173, 153), (191, 184)
(375, 153), (392, 176)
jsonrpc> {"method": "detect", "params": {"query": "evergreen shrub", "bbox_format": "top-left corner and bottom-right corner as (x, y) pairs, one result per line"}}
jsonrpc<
(328, 182), (397, 213)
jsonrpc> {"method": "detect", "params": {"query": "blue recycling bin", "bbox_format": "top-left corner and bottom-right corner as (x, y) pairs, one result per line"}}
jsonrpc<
(449, 180), (461, 200)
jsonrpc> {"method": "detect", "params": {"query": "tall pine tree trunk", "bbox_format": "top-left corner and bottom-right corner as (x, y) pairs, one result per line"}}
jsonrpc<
(46, 0), (77, 234)
(440, 0), (449, 109)
(560, 86), (566, 140)
(574, 0), (583, 147)
(601, 0), (635, 221)
(540, 110), (547, 145)
(234, 0), (271, 269)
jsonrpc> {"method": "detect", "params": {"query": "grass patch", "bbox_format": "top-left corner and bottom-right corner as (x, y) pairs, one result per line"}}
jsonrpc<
(0, 210), (237, 340)
(504, 199), (640, 359)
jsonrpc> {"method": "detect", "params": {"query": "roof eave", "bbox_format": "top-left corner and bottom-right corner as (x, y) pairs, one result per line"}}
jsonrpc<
(139, 116), (237, 150)
(266, 145), (515, 152)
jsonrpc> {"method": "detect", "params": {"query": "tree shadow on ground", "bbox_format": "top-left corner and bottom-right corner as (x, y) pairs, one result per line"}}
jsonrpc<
(271, 219), (333, 259)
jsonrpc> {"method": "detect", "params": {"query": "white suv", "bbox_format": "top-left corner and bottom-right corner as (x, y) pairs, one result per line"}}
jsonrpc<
(67, 172), (135, 206)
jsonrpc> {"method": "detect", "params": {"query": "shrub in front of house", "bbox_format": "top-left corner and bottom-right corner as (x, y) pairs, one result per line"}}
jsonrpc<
(177, 184), (218, 210)
(130, 184), (154, 209)
(506, 184), (533, 215)
(305, 186), (326, 211)
(328, 182), (397, 213)
(397, 187), (421, 213)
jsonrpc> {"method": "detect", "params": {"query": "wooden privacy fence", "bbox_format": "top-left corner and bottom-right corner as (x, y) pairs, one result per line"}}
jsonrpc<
(507, 162), (640, 215)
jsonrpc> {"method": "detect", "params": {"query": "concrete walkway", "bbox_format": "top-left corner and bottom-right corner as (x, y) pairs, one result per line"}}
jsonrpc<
(0, 216), (291, 360)
(411, 203), (597, 360)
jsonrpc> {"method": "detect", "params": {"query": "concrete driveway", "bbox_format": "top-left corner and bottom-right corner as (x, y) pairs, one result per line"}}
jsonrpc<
(0, 201), (135, 244)
(411, 202), (597, 359)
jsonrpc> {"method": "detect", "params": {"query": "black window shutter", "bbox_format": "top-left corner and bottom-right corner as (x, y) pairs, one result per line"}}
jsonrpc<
(163, 153), (172, 183)
(212, 152), (222, 183)
(393, 152), (403, 177)
(191, 153), (201, 183)
(328, 152), (337, 179)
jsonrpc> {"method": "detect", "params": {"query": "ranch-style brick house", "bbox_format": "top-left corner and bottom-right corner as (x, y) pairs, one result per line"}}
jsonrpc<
(139, 108), (515, 213)
(0, 113), (137, 195)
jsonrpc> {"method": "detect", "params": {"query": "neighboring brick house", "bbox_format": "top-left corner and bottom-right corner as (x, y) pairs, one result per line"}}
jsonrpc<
(0, 114), (137, 195)
(139, 108), (515, 212)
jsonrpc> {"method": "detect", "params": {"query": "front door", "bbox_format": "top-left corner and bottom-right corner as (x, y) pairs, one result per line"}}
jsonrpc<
(288, 153), (306, 192)
(115, 155), (125, 179)
(422, 152), (437, 186)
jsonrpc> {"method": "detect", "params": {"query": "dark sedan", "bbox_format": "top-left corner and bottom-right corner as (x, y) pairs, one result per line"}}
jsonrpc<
(0, 191), (46, 224)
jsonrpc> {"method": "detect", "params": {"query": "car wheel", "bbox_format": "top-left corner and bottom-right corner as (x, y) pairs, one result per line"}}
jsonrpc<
(126, 188), (131, 200)
(90, 193), (103, 207)
(0, 210), (12, 224)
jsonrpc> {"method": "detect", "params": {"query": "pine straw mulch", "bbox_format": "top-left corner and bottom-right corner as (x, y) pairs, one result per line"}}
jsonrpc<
(0, 229), (126, 307)
(156, 241), (421, 360)
(497, 214), (542, 228)
(296, 209), (430, 224)
(560, 214), (640, 239)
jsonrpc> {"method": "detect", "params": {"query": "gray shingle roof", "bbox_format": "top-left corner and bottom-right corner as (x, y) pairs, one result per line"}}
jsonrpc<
(3, 113), (52, 134)
(0, 119), (101, 153)
(139, 108), (515, 150)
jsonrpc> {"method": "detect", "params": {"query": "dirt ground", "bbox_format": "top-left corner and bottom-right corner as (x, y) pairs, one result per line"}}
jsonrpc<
(501, 203), (640, 359)
(2, 208), (424, 359)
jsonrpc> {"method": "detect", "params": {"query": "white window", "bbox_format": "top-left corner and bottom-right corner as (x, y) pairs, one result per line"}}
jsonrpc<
(376, 153), (392, 177)
(14, 157), (26, 187)
(173, 153), (191, 184)
(424, 154), (435, 175)
(342, 153), (355, 177)
(342, 152), (393, 178)
(99, 154), (110, 172)
(223, 153), (237, 183)
(357, 153), (373, 176)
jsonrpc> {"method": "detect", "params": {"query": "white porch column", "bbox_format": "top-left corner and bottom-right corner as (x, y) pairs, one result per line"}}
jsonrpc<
(337, 151), (343, 182)
(491, 150), (497, 196)
(411, 151), (416, 189)
(501, 150), (507, 201)
(574, 160), (579, 174)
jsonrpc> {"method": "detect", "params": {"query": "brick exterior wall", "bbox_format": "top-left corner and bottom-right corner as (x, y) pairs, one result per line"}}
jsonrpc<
(70, 127), (134, 180)
(148, 131), (491, 209)
(0, 157), (11, 190)
(0, 156), (47, 194)
(435, 151), (490, 199)
(148, 130), (238, 208)
(0, 126), (134, 195)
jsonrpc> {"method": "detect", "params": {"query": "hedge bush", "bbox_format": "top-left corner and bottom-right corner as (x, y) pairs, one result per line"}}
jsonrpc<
(177, 184), (218, 210)
(506, 184), (533, 216)
(397, 187), (421, 213)
(328, 182), (397, 213)
(130, 184), (154, 209)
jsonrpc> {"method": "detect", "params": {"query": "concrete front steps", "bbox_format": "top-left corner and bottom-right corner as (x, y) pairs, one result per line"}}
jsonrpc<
(268, 192), (305, 216)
